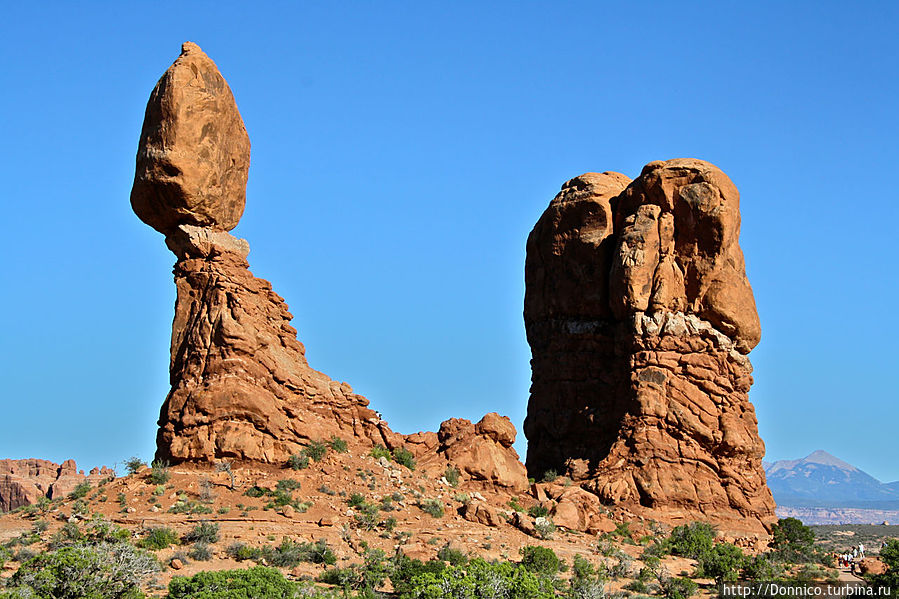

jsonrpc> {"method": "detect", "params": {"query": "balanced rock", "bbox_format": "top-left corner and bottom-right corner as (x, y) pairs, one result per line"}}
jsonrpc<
(524, 159), (775, 533)
(131, 42), (250, 234)
(132, 45), (398, 463)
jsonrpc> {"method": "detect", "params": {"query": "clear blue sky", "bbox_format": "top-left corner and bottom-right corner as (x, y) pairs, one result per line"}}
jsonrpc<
(1, 2), (897, 482)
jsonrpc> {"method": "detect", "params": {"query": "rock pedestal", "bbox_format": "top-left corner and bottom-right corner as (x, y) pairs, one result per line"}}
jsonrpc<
(524, 160), (775, 532)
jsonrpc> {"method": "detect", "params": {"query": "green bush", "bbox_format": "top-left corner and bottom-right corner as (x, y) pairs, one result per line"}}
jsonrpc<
(870, 539), (899, 597)
(287, 454), (310, 470)
(437, 543), (468, 566)
(7, 543), (158, 599)
(667, 521), (716, 560)
(168, 566), (299, 598)
(390, 554), (447, 597)
(404, 558), (555, 599)
(318, 548), (389, 595)
(743, 553), (784, 582)
(124, 457), (146, 475)
(417, 499), (444, 518)
(225, 541), (262, 562)
(392, 447), (416, 470)
(541, 469), (559, 483)
(302, 440), (329, 462)
(183, 521), (219, 544)
(770, 517), (816, 563)
(149, 460), (170, 485)
(519, 545), (561, 575)
(329, 436), (349, 453)
(67, 481), (91, 500)
(370, 445), (391, 460)
(697, 542), (745, 583)
(528, 504), (549, 518)
(188, 542), (213, 561)
(660, 576), (698, 599)
(444, 466), (460, 487)
(139, 526), (179, 550)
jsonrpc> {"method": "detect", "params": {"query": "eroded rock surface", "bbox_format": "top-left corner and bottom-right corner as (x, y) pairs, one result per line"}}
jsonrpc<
(154, 224), (399, 463)
(524, 160), (775, 533)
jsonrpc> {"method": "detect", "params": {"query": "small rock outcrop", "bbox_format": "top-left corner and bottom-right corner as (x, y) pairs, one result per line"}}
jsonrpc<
(407, 413), (529, 492)
(524, 159), (775, 533)
(0, 459), (113, 512)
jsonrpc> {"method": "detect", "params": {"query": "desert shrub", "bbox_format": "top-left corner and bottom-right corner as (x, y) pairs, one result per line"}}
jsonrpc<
(438, 543), (469, 566)
(8, 543), (158, 599)
(535, 518), (557, 540)
(214, 460), (235, 489)
(392, 447), (416, 470)
(14, 548), (37, 563)
(347, 492), (367, 507)
(509, 498), (526, 512)
(403, 558), (555, 599)
(417, 499), (444, 518)
(444, 466), (460, 487)
(319, 548), (390, 595)
(149, 460), (170, 485)
(183, 521), (219, 544)
(769, 517), (816, 563)
(188, 542), (213, 561)
(168, 566), (300, 598)
(541, 469), (559, 483)
(354, 502), (381, 531)
(254, 538), (337, 568)
(610, 551), (634, 578)
(528, 504), (549, 518)
(568, 554), (607, 599)
(329, 436), (349, 453)
(277, 478), (302, 492)
(67, 481), (91, 500)
(139, 525), (179, 550)
(302, 440), (329, 462)
(287, 454), (310, 470)
(520, 545), (561, 575)
(667, 521), (716, 560)
(370, 445), (391, 460)
(168, 499), (212, 515)
(869, 539), (899, 596)
(743, 553), (784, 582)
(226, 541), (262, 562)
(390, 554), (447, 597)
(659, 576), (697, 599)
(124, 456), (146, 475)
(697, 542), (745, 583)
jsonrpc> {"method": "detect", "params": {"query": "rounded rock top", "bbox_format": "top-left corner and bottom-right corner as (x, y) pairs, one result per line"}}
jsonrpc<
(130, 42), (251, 234)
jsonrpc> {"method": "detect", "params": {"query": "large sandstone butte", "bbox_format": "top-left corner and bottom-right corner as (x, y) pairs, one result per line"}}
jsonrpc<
(524, 159), (775, 532)
(132, 43), (527, 491)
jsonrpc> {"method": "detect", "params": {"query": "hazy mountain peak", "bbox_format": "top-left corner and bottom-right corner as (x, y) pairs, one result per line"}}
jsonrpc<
(802, 450), (858, 471)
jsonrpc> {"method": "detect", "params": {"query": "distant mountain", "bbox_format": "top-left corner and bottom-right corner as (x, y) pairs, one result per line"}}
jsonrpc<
(765, 450), (899, 509)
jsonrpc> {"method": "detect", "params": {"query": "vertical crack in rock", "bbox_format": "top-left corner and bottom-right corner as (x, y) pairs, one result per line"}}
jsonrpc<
(524, 160), (775, 533)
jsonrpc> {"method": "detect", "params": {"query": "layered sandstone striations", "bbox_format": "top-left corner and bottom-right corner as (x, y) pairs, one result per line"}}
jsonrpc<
(0, 459), (113, 512)
(524, 159), (775, 532)
(134, 44), (526, 475)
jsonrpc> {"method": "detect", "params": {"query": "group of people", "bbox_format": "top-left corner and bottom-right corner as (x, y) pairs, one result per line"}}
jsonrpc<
(836, 544), (866, 571)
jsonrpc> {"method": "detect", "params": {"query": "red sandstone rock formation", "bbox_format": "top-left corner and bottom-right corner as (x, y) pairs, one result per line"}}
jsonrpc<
(133, 44), (526, 475)
(524, 159), (775, 533)
(0, 459), (113, 512)
(407, 413), (529, 492)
